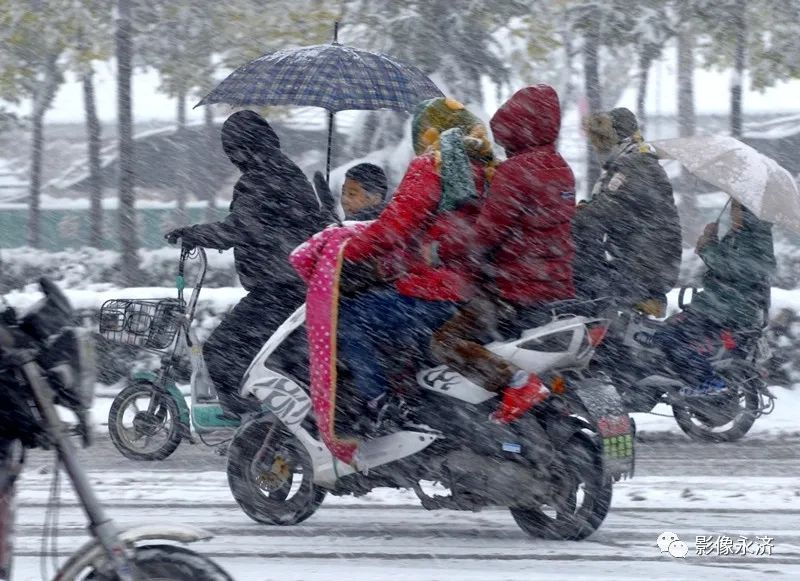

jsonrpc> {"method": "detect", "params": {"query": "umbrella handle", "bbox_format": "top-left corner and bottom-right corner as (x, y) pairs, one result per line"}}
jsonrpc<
(715, 196), (732, 224)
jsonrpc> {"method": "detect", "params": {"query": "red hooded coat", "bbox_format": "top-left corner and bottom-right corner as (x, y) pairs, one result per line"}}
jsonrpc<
(471, 85), (576, 305)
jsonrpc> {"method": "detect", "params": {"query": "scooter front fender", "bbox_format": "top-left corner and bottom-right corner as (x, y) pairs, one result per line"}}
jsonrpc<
(132, 371), (191, 433)
(54, 525), (212, 580)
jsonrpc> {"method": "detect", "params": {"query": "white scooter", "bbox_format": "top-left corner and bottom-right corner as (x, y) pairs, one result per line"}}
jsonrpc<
(226, 298), (635, 541)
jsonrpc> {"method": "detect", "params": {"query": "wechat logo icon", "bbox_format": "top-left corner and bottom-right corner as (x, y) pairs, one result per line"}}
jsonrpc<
(657, 532), (688, 558)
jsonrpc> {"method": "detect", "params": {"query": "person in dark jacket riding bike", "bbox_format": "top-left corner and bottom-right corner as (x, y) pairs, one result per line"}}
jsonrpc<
(655, 201), (775, 395)
(166, 110), (326, 415)
(573, 107), (682, 315)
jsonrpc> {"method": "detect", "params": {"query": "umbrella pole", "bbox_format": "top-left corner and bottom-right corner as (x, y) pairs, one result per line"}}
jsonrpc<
(326, 111), (334, 183)
(715, 196), (733, 224)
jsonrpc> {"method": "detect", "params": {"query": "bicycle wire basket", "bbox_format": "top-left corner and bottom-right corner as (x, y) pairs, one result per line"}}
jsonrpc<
(99, 298), (186, 350)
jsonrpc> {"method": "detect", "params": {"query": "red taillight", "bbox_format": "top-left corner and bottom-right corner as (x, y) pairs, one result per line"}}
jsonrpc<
(720, 330), (737, 350)
(587, 324), (608, 347)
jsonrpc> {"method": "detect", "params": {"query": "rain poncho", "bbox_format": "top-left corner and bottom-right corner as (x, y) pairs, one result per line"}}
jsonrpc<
(691, 209), (775, 328)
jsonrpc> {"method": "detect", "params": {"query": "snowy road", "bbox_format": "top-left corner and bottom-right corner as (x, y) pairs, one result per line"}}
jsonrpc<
(12, 436), (800, 580)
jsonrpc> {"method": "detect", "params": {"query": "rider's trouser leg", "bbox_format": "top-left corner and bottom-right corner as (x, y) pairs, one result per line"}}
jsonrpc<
(654, 311), (719, 385)
(204, 283), (302, 414)
(431, 297), (516, 393)
(338, 288), (458, 404)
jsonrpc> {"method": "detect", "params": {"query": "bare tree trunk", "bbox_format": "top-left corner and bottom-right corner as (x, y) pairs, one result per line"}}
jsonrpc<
(27, 53), (60, 249)
(730, 0), (746, 138)
(117, 0), (139, 285)
(636, 49), (652, 132)
(203, 104), (217, 222)
(676, 11), (699, 249)
(83, 66), (103, 248)
(582, 6), (603, 196)
(174, 85), (188, 226)
(28, 110), (45, 249)
(558, 9), (576, 116)
(677, 19), (696, 138)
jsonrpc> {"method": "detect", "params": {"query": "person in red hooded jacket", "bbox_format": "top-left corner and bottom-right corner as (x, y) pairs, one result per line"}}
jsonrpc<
(432, 84), (577, 422)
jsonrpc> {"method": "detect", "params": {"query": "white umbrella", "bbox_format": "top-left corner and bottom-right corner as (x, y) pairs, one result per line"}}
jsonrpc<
(652, 135), (800, 232)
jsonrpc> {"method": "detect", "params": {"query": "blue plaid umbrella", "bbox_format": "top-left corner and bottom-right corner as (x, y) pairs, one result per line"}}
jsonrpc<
(196, 25), (443, 180)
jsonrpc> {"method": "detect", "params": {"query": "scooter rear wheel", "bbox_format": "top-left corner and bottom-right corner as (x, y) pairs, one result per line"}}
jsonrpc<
(511, 432), (612, 540)
(672, 373), (761, 442)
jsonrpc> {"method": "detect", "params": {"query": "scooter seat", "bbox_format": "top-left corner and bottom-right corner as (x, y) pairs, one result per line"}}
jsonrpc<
(498, 297), (612, 341)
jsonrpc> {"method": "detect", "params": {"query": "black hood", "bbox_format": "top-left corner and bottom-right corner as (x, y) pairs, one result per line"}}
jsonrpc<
(221, 110), (281, 172)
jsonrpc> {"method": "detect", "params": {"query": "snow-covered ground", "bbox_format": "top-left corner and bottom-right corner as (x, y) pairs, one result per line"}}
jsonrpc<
(631, 385), (799, 437)
(11, 437), (800, 580)
(6, 282), (800, 318)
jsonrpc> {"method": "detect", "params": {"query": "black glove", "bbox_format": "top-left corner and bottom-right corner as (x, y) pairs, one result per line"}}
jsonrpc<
(313, 171), (334, 208)
(165, 227), (186, 245)
(313, 171), (341, 225)
(339, 259), (384, 297)
(165, 227), (198, 250)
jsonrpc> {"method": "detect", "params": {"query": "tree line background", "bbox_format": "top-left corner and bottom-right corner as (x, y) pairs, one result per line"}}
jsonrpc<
(1, 0), (799, 285)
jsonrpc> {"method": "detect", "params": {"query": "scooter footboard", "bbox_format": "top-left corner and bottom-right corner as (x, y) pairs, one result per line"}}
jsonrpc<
(572, 378), (635, 480)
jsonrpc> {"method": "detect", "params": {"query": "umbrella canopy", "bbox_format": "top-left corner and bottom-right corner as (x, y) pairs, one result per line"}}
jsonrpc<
(653, 135), (800, 232)
(197, 36), (443, 184)
(196, 43), (443, 112)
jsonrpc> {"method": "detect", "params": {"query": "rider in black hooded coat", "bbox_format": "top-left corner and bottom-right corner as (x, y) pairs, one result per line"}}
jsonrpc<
(167, 110), (326, 414)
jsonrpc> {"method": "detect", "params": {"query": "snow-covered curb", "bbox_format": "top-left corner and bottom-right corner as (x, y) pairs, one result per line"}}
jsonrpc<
(3, 285), (246, 313)
(78, 384), (800, 440)
(5, 283), (800, 315)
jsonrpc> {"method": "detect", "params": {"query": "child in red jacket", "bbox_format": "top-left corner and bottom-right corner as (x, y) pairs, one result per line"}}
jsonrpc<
(432, 85), (577, 422)
(337, 97), (496, 425)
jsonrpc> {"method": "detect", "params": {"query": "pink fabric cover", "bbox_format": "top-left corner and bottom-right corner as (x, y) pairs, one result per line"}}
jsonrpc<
(290, 224), (368, 465)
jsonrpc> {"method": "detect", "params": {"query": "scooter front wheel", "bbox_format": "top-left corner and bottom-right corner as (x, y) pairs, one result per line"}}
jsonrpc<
(227, 416), (325, 525)
(83, 544), (233, 580)
(108, 381), (183, 461)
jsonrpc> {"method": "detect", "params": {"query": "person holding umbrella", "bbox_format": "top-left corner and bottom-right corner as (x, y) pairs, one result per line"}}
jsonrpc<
(166, 110), (327, 416)
(655, 200), (775, 396)
(192, 25), (446, 429)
